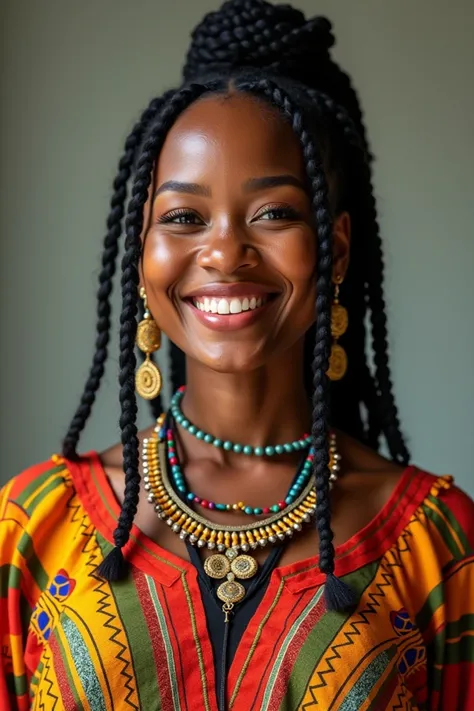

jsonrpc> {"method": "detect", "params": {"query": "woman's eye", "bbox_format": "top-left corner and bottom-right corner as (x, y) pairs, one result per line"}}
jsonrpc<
(255, 206), (301, 221)
(158, 210), (203, 225)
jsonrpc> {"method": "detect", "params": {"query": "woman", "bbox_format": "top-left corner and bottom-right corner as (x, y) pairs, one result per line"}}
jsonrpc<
(1, 0), (473, 709)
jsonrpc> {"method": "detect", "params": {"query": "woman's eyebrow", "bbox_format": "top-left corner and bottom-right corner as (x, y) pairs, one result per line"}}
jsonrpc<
(154, 181), (212, 199)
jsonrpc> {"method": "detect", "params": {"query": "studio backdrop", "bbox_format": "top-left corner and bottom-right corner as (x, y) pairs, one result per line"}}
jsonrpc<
(1, 0), (473, 493)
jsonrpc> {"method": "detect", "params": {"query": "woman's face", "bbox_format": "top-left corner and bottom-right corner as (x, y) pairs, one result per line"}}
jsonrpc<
(142, 92), (349, 372)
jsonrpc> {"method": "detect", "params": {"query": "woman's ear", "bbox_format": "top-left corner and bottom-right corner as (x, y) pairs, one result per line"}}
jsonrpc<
(332, 211), (351, 280)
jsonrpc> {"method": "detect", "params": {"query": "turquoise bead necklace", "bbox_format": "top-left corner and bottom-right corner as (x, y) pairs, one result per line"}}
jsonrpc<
(170, 386), (312, 456)
(165, 426), (315, 516)
(162, 397), (341, 515)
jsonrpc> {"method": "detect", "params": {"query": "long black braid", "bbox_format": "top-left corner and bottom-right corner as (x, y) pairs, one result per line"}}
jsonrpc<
(65, 0), (409, 610)
(62, 94), (174, 460)
(306, 89), (409, 462)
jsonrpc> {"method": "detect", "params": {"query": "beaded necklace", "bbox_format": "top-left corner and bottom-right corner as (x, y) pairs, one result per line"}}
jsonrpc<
(143, 414), (340, 621)
(143, 418), (317, 552)
(167, 424), (340, 514)
(170, 387), (312, 456)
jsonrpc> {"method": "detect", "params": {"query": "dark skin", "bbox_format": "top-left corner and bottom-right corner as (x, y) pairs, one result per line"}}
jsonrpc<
(101, 93), (404, 569)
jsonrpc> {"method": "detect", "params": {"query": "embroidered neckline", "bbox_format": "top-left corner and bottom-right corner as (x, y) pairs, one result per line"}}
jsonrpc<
(60, 452), (452, 589)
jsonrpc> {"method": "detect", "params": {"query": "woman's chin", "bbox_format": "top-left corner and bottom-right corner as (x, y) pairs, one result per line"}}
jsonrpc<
(185, 343), (272, 375)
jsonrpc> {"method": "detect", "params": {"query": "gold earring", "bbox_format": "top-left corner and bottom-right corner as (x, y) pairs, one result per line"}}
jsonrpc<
(327, 275), (348, 381)
(135, 287), (162, 400)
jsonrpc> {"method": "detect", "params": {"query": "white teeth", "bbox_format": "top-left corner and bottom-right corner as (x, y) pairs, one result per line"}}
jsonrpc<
(193, 295), (269, 314)
(230, 298), (242, 314)
(217, 299), (230, 314)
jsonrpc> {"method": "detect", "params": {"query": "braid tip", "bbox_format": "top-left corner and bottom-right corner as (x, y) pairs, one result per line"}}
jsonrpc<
(324, 573), (357, 612)
(96, 546), (128, 581)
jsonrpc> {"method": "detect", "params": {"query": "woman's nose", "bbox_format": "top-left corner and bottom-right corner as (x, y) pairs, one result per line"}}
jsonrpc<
(196, 220), (260, 274)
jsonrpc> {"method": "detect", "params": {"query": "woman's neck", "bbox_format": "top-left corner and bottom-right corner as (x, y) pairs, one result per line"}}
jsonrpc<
(180, 345), (311, 448)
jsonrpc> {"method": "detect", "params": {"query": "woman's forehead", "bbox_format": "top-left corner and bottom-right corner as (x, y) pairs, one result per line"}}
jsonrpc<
(154, 93), (305, 183)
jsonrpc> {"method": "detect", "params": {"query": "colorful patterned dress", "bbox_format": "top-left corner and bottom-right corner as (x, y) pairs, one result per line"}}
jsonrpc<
(1, 453), (473, 710)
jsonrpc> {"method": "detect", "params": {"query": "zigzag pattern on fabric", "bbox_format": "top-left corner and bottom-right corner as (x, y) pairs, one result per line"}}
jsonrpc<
(63, 462), (139, 709)
(391, 687), (410, 711)
(92, 576), (139, 710)
(65, 488), (98, 563)
(303, 527), (414, 707)
(36, 650), (59, 711)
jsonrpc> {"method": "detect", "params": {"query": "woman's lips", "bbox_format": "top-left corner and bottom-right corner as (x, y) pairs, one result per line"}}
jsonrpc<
(185, 294), (275, 331)
(181, 282), (280, 331)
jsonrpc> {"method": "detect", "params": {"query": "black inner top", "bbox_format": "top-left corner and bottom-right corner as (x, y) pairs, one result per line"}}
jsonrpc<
(186, 540), (286, 706)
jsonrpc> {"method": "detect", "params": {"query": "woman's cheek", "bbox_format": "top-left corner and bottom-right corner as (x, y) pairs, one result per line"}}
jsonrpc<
(142, 232), (186, 330)
(143, 230), (184, 287)
(272, 227), (316, 283)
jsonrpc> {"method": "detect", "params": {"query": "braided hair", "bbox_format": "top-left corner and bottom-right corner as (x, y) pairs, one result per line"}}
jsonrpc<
(62, 93), (175, 459)
(65, 0), (409, 611)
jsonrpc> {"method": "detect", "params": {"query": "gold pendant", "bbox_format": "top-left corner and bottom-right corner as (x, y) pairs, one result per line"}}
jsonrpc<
(135, 357), (162, 400)
(136, 318), (161, 352)
(331, 303), (349, 338)
(327, 343), (348, 381)
(229, 554), (258, 579)
(217, 575), (246, 605)
(204, 554), (231, 578)
(204, 552), (258, 581)
(203, 549), (258, 618)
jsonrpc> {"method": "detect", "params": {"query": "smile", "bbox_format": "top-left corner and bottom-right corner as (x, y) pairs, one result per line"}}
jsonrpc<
(192, 295), (268, 314)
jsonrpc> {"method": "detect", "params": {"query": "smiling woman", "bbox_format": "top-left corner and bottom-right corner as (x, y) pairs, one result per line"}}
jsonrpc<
(146, 95), (322, 364)
(1, 1), (474, 710)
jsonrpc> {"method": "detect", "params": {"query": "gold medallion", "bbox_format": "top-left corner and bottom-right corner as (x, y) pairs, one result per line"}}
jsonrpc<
(136, 319), (161, 353)
(204, 554), (231, 579)
(331, 304), (348, 338)
(230, 555), (258, 580)
(217, 579), (246, 605)
(135, 359), (162, 400)
(327, 344), (348, 381)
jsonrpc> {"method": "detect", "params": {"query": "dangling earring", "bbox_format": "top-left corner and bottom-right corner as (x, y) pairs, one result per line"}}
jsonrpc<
(135, 287), (162, 400)
(327, 275), (348, 381)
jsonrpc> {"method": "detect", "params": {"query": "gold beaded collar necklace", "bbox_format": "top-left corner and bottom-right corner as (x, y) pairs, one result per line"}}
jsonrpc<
(142, 415), (334, 621)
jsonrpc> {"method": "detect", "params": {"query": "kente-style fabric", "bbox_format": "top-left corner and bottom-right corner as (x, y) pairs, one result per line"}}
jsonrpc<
(1, 453), (473, 710)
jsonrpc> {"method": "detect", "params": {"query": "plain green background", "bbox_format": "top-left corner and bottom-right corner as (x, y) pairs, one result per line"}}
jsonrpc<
(1, 1), (473, 494)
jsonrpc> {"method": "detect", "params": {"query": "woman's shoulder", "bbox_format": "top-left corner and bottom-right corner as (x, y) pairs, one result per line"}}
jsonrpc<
(0, 453), (106, 590)
(425, 475), (474, 546)
(382, 468), (474, 565)
(339, 433), (474, 539)
(0, 456), (75, 571)
(0, 454), (72, 515)
(0, 453), (101, 548)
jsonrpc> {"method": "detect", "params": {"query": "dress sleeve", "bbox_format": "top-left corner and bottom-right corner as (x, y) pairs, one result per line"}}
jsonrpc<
(0, 479), (32, 711)
(427, 484), (474, 710)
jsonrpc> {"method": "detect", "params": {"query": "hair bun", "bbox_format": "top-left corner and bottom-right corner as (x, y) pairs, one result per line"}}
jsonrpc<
(183, 0), (335, 82)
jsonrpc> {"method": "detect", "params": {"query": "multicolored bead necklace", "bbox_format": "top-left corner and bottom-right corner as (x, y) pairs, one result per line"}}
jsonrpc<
(170, 387), (312, 456)
(143, 414), (340, 622)
(143, 419), (318, 553)
(167, 426), (340, 515)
